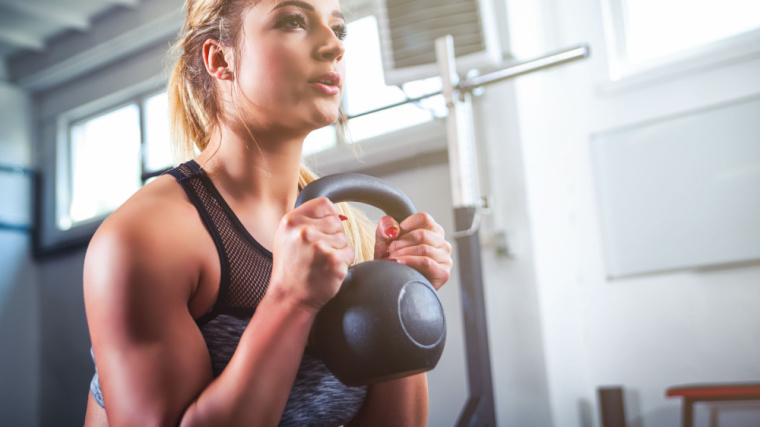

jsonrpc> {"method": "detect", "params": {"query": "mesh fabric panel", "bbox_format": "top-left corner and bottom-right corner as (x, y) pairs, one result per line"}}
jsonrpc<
(169, 161), (272, 318)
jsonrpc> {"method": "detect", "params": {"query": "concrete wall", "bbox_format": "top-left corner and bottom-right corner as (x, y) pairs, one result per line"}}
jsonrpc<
(0, 83), (38, 426)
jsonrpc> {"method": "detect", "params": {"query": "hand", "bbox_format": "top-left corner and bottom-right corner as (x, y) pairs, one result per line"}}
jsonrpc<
(269, 197), (356, 312)
(374, 212), (452, 290)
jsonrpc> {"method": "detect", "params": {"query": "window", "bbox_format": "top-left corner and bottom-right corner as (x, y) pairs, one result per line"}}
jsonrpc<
(342, 15), (445, 140)
(303, 14), (446, 154)
(59, 92), (173, 230)
(604, 0), (760, 80)
(57, 15), (446, 230)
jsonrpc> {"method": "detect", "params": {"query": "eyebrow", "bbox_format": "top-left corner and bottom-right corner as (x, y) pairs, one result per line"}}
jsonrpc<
(272, 1), (344, 20)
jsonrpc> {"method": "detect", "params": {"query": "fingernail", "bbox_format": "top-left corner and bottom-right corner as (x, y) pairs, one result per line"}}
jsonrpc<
(388, 258), (398, 262)
(385, 226), (399, 239)
(386, 248), (390, 255)
(339, 215), (348, 221)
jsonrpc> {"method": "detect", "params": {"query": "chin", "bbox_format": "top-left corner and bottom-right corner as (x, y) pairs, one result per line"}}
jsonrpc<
(311, 110), (341, 128)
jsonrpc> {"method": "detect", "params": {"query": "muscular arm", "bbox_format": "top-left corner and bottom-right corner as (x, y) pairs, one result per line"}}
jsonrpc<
(347, 375), (429, 427)
(85, 222), (314, 426)
(85, 197), (352, 427)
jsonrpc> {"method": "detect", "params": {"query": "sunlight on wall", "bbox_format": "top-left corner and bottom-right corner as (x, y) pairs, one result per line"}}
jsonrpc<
(144, 92), (174, 171)
(626, 0), (760, 64)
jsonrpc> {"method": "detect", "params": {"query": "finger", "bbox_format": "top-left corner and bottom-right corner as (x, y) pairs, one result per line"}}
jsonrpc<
(297, 223), (350, 250)
(316, 228), (351, 250)
(399, 212), (444, 236)
(315, 242), (355, 277)
(394, 256), (452, 290)
(338, 245), (357, 266)
(389, 244), (452, 264)
(307, 212), (347, 235)
(294, 197), (340, 220)
(374, 215), (400, 259)
(388, 229), (449, 253)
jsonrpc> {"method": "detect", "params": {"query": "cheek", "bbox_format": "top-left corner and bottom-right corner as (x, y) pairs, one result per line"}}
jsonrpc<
(260, 44), (304, 81)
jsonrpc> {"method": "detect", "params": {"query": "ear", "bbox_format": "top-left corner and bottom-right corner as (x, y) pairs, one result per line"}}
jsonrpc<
(202, 39), (233, 80)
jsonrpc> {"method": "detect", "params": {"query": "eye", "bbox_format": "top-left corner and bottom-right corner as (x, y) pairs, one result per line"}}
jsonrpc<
(276, 13), (307, 30)
(332, 24), (347, 41)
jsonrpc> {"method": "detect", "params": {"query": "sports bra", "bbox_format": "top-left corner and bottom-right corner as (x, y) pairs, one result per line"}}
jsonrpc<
(89, 160), (367, 426)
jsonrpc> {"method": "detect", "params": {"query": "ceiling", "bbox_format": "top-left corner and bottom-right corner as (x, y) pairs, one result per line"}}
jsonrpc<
(0, 0), (139, 73)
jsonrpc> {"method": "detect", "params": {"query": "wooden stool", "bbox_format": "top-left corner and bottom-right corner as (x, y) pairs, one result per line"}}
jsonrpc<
(666, 382), (760, 427)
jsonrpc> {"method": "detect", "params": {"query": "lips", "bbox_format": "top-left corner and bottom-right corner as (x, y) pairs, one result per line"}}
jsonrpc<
(308, 71), (341, 96)
(310, 72), (341, 87)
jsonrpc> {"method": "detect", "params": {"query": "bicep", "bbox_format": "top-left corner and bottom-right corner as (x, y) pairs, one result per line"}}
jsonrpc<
(347, 374), (429, 426)
(84, 226), (211, 426)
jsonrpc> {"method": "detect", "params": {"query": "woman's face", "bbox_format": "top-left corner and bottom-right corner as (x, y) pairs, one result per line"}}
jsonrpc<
(232, 0), (347, 136)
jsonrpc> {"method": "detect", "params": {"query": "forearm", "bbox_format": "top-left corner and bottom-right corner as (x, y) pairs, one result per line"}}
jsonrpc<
(351, 374), (429, 426)
(180, 293), (316, 426)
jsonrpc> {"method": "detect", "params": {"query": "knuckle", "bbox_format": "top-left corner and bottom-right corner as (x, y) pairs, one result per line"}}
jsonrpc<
(315, 240), (330, 254)
(298, 226), (313, 243)
(281, 213), (296, 228)
(328, 252), (346, 269)
(421, 256), (435, 270)
(418, 212), (433, 224)
(317, 197), (338, 213)
(417, 244), (431, 257)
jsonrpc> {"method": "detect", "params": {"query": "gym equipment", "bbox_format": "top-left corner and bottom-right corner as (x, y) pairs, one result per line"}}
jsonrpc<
(295, 173), (447, 387)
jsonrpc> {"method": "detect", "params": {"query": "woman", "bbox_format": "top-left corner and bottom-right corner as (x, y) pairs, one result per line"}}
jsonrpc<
(83, 0), (453, 425)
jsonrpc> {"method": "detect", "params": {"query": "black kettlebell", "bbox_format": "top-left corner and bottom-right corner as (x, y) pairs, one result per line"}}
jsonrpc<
(295, 173), (446, 387)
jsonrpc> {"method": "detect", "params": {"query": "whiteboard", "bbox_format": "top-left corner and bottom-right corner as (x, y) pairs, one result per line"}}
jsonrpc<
(591, 95), (760, 278)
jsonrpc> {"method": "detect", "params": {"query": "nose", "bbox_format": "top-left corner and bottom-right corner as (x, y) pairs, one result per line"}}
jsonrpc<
(314, 26), (345, 62)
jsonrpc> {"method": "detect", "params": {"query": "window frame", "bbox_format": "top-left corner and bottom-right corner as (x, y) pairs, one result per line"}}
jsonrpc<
(600, 0), (760, 90)
(55, 87), (168, 232)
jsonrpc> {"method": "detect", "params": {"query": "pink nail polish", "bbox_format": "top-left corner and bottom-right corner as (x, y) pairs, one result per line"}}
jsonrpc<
(385, 226), (399, 239)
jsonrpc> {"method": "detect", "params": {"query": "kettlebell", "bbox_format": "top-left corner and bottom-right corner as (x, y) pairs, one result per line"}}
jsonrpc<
(295, 173), (446, 387)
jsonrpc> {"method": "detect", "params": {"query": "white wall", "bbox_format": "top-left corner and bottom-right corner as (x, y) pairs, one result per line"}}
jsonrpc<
(0, 83), (39, 426)
(488, 0), (760, 425)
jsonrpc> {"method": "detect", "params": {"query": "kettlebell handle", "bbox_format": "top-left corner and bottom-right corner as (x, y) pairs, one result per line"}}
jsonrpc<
(295, 173), (417, 222)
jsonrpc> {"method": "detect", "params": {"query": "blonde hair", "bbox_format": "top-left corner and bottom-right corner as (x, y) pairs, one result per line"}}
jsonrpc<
(167, 0), (374, 263)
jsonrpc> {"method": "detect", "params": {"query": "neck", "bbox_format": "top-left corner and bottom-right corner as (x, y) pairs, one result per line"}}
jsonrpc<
(196, 122), (307, 214)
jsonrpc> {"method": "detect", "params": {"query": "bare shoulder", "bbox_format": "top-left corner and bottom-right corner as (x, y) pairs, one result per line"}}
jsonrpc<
(99, 173), (199, 243)
(83, 173), (210, 309)
(83, 174), (217, 424)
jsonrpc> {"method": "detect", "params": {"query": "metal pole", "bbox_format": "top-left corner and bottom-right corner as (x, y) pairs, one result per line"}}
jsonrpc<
(459, 45), (590, 91)
(434, 36), (590, 427)
(436, 35), (496, 427)
(346, 44), (590, 120)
